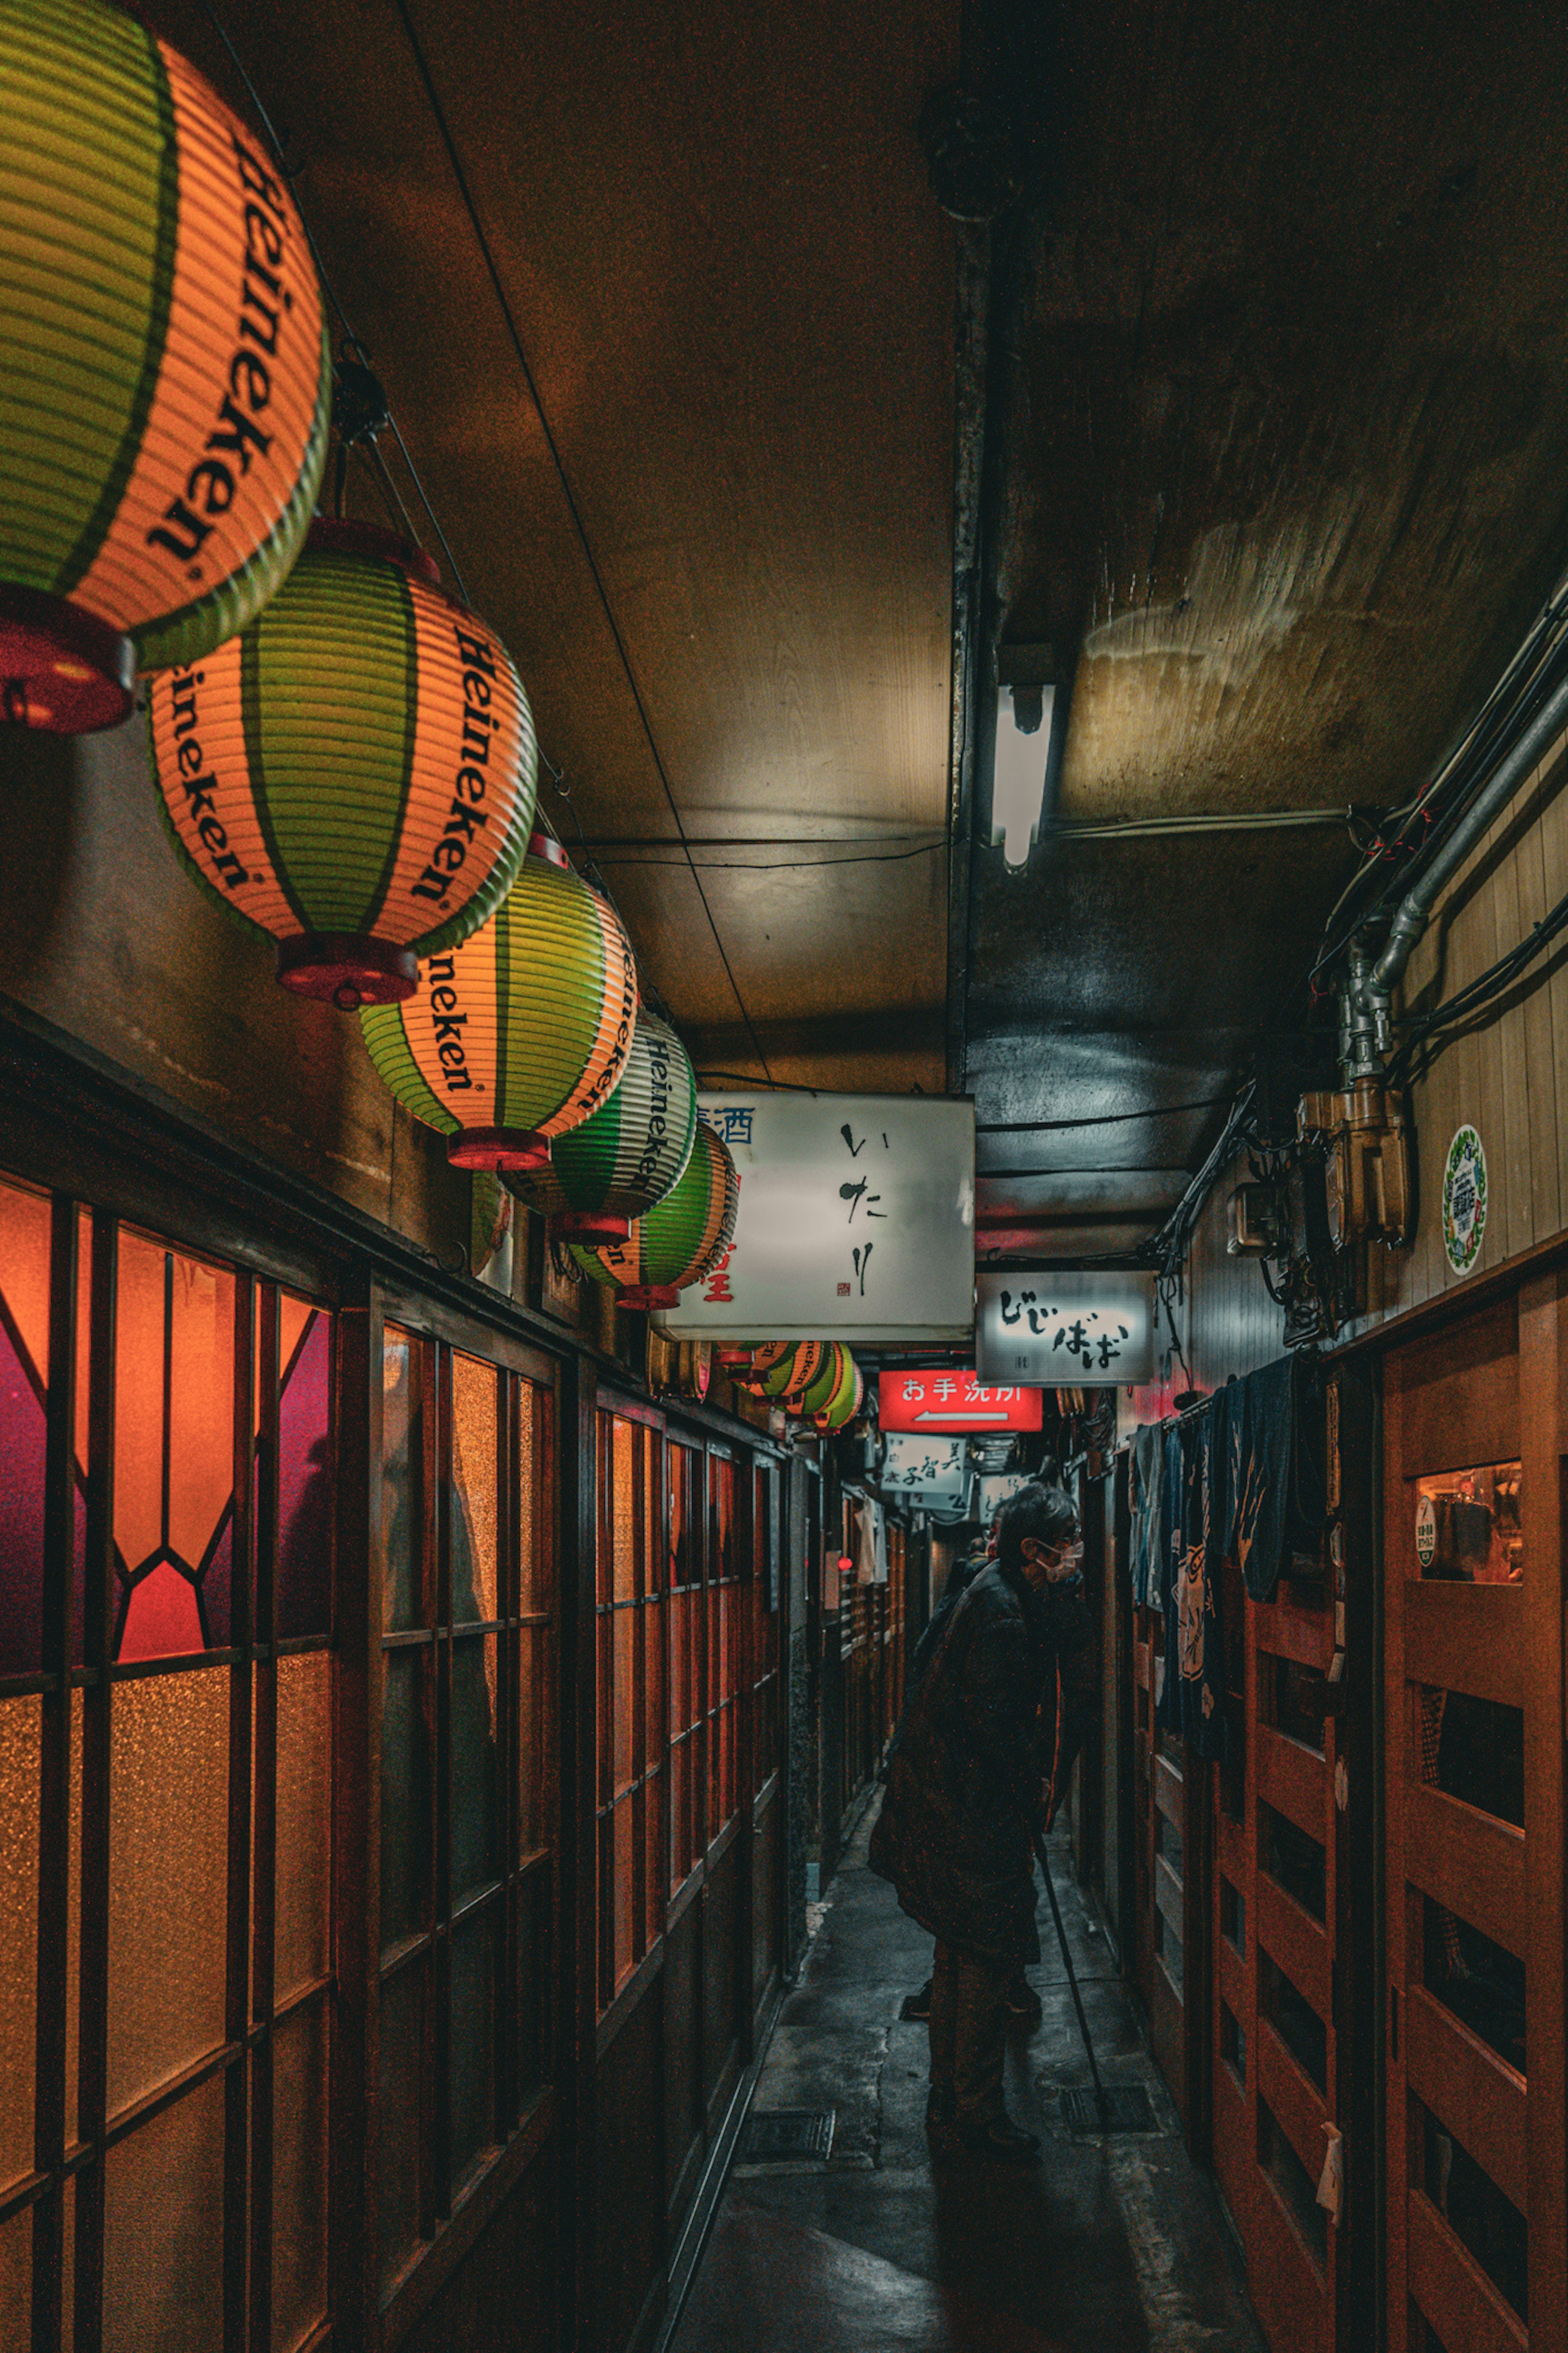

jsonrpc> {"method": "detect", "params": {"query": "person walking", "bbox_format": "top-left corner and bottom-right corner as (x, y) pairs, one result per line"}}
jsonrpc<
(869, 1485), (1095, 2163)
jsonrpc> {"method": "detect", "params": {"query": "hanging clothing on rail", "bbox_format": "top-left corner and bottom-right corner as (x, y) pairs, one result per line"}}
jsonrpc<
(1233, 1354), (1328, 1602)
(1129, 1423), (1162, 1606)
(1158, 1402), (1226, 1757)
(1211, 1374), (1245, 1563)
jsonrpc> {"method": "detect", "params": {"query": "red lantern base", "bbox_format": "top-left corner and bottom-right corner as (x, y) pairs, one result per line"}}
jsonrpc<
(550, 1210), (631, 1245)
(447, 1128), (552, 1173)
(615, 1285), (682, 1312)
(0, 587), (135, 734)
(276, 934), (419, 1008)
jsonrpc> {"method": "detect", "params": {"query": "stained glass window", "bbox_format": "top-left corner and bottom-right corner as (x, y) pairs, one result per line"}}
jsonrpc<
(113, 1231), (236, 1662)
(0, 1175), (336, 2353)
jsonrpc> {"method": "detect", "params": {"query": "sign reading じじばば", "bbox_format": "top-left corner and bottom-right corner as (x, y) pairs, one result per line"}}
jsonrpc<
(655, 1094), (975, 1343)
(974, 1271), (1156, 1385)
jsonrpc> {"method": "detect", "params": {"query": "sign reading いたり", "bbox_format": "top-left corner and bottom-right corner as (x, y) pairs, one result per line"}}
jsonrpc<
(975, 1271), (1156, 1385)
(655, 1094), (975, 1343)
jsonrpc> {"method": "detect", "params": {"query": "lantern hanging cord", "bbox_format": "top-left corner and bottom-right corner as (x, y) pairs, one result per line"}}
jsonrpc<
(196, 1), (474, 607)
(390, 0), (776, 1086)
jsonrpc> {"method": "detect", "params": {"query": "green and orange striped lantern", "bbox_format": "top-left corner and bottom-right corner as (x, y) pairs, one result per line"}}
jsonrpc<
(757, 1341), (827, 1400)
(505, 1005), (697, 1245)
(814, 1352), (864, 1430)
(0, 0), (330, 732)
(149, 519), (538, 1005)
(361, 834), (637, 1171)
(719, 1342), (795, 1395)
(787, 1343), (846, 1419)
(571, 1122), (739, 1311)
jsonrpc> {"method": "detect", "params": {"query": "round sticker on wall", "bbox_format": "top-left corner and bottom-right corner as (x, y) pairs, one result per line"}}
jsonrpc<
(1415, 1491), (1437, 1569)
(1442, 1124), (1488, 1275)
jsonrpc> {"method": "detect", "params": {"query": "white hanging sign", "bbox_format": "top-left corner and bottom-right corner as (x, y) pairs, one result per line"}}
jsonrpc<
(975, 1271), (1155, 1384)
(977, 1471), (1033, 1524)
(879, 1433), (969, 1510)
(655, 1093), (975, 1342)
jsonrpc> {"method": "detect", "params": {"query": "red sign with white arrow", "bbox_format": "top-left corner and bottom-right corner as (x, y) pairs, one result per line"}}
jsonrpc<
(877, 1371), (1043, 1433)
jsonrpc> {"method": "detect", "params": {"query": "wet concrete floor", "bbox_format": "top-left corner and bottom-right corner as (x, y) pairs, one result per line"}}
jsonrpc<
(671, 1800), (1266, 2353)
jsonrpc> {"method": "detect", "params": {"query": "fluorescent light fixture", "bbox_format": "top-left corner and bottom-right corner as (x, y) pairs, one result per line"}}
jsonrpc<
(991, 681), (1054, 867)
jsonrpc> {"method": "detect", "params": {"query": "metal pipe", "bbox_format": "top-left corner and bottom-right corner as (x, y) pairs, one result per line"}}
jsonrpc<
(1371, 664), (1568, 994)
(1337, 662), (1568, 1083)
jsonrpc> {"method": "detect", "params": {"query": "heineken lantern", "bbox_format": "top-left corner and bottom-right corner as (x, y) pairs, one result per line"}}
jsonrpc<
(572, 1123), (739, 1311)
(815, 1354), (863, 1430)
(761, 1341), (827, 1400)
(505, 1006), (697, 1245)
(789, 1343), (845, 1419)
(149, 520), (538, 1004)
(361, 834), (637, 1171)
(1, 0), (330, 732)
(721, 1342), (796, 1395)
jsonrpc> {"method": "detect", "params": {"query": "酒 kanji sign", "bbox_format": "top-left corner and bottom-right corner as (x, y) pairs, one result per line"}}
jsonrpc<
(655, 1093), (975, 1343)
(877, 1371), (1043, 1434)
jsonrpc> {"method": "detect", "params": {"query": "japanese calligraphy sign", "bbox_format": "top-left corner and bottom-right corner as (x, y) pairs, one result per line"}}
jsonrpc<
(655, 1093), (976, 1342)
(975, 1271), (1155, 1385)
(978, 1471), (1033, 1524)
(880, 1433), (969, 1511)
(878, 1371), (1043, 1434)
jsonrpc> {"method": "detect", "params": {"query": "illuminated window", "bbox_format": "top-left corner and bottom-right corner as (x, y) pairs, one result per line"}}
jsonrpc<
(750, 1465), (780, 1795)
(0, 1179), (335, 2353)
(707, 1454), (740, 1840)
(379, 1330), (556, 2291)
(595, 1410), (664, 2010)
(668, 1442), (703, 1894)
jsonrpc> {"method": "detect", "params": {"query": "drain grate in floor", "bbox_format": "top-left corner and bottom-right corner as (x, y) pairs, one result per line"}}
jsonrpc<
(1059, 2085), (1160, 2135)
(736, 2108), (836, 2164)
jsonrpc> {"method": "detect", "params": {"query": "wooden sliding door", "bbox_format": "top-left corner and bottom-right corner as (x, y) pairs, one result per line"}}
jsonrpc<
(1384, 1282), (1566, 2353)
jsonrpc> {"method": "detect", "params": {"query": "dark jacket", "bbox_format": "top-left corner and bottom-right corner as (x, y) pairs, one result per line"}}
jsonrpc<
(869, 1561), (1096, 1966)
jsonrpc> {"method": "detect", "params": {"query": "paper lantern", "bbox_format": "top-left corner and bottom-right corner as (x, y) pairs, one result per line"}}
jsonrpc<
(504, 1005), (697, 1245)
(785, 1346), (846, 1412)
(0, 0), (330, 732)
(723, 1341), (800, 1396)
(361, 834), (636, 1170)
(572, 1123), (739, 1311)
(149, 518), (538, 1004)
(757, 1341), (826, 1400)
(815, 1354), (864, 1430)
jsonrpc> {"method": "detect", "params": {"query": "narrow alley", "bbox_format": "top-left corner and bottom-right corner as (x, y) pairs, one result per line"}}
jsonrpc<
(674, 1807), (1266, 2353)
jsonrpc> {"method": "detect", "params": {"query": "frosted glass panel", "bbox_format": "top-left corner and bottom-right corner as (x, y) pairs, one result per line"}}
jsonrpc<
(107, 1673), (229, 2114)
(378, 1963), (422, 2287)
(102, 2076), (224, 2353)
(0, 2199), (31, 2351)
(382, 1331), (419, 1633)
(0, 1698), (39, 2190)
(449, 1906), (496, 2188)
(451, 1354), (498, 1626)
(380, 1648), (427, 1952)
(271, 2001), (329, 2352)
(450, 1635), (499, 1908)
(274, 1654), (331, 2005)
(276, 1307), (331, 1641)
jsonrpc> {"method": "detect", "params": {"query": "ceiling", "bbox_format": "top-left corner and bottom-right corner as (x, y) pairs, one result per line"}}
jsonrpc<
(149, 0), (1568, 1268)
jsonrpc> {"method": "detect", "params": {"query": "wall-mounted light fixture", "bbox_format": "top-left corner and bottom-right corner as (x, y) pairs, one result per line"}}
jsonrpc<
(990, 643), (1065, 868)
